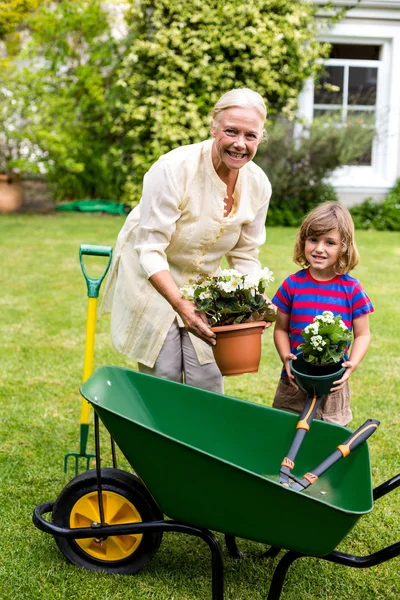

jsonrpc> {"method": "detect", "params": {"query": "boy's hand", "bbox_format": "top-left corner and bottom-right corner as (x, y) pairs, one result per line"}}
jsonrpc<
(284, 353), (299, 389)
(330, 360), (355, 392)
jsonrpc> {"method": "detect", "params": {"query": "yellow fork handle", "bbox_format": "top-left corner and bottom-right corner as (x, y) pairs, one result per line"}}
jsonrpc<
(80, 296), (97, 426)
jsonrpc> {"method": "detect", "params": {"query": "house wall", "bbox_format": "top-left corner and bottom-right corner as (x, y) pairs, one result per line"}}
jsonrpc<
(304, 0), (400, 206)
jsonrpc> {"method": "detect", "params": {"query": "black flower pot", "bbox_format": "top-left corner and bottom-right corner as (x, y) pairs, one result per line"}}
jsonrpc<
(290, 353), (345, 396)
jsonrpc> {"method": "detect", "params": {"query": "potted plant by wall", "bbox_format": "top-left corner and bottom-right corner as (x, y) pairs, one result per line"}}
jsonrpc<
(0, 131), (25, 213)
(290, 311), (352, 395)
(180, 268), (277, 376)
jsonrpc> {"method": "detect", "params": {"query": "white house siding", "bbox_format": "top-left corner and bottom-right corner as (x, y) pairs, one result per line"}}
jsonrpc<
(299, 1), (400, 206)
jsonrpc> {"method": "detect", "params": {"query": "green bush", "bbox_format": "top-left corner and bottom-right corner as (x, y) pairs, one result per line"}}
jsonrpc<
(2, 0), (340, 203)
(350, 181), (400, 230)
(2, 0), (123, 200)
(255, 117), (375, 226)
(266, 184), (338, 226)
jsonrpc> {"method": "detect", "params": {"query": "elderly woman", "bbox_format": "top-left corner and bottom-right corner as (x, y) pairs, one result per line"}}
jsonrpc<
(101, 87), (272, 393)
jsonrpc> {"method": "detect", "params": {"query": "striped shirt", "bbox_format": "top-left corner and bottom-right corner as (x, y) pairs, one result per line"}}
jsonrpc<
(272, 269), (374, 373)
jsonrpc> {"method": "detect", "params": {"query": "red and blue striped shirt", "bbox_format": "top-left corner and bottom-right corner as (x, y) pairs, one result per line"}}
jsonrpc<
(272, 269), (374, 370)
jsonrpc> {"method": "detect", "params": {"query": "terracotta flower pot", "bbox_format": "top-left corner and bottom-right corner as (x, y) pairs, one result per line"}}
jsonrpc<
(0, 174), (24, 213)
(210, 321), (267, 376)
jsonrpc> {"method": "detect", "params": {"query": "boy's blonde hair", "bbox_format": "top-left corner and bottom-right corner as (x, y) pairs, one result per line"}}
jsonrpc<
(294, 202), (359, 274)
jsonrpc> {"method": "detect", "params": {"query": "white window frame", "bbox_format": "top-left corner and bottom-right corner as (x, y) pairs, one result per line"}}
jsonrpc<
(297, 22), (400, 194)
(313, 58), (379, 135)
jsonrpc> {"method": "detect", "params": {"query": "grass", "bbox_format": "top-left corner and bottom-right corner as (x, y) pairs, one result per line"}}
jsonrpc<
(0, 213), (399, 600)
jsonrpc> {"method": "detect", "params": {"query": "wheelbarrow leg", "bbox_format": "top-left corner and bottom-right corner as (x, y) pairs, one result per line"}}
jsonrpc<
(207, 532), (224, 600)
(225, 534), (243, 558)
(225, 535), (281, 560)
(266, 551), (303, 600)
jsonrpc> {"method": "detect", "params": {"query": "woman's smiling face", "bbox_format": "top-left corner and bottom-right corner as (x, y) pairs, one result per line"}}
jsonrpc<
(211, 106), (263, 176)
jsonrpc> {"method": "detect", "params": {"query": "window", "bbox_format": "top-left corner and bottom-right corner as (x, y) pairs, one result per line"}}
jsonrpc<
(313, 44), (381, 165)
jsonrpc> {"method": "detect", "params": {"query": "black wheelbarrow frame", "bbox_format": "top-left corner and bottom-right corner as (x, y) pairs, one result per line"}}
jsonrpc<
(33, 409), (400, 600)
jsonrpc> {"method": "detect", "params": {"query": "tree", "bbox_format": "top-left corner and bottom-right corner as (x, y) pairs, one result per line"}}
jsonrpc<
(0, 0), (44, 56)
(112, 0), (330, 201)
(3, 0), (123, 199)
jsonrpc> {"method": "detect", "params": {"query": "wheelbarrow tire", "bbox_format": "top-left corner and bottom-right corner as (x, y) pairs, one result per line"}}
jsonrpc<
(52, 468), (163, 574)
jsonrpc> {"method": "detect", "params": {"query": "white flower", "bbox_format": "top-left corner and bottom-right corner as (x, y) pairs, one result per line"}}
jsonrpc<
(217, 280), (237, 293)
(242, 273), (259, 290)
(220, 268), (242, 278)
(322, 311), (335, 324)
(306, 323), (319, 334)
(310, 335), (324, 348)
(198, 290), (212, 300)
(259, 267), (274, 285)
(339, 320), (348, 330)
(181, 285), (196, 300)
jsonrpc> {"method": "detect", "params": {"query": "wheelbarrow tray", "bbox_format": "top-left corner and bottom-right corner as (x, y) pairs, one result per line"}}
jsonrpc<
(81, 366), (373, 557)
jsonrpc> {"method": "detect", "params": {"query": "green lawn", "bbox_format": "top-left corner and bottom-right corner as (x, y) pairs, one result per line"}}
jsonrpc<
(0, 213), (399, 600)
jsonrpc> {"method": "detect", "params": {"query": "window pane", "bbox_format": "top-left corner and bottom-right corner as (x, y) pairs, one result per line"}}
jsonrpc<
(346, 110), (375, 127)
(313, 109), (342, 122)
(314, 66), (344, 105)
(346, 110), (374, 166)
(348, 67), (377, 105)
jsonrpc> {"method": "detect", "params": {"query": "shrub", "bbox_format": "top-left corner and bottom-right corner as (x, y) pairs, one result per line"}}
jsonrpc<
(255, 117), (376, 226)
(113, 0), (331, 202)
(2, 0), (123, 200)
(350, 181), (400, 231)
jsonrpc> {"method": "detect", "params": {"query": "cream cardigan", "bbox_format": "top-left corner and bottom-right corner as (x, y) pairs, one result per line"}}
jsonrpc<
(101, 139), (272, 367)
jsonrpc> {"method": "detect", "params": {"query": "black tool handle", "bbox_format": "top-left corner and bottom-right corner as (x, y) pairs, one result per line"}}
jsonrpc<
(284, 394), (323, 463)
(336, 419), (380, 459)
(298, 419), (380, 489)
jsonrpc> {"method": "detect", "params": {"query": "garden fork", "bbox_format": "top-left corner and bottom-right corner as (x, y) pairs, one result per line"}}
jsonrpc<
(64, 244), (113, 475)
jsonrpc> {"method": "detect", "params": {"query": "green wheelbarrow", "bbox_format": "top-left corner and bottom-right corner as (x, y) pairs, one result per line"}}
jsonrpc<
(33, 366), (400, 599)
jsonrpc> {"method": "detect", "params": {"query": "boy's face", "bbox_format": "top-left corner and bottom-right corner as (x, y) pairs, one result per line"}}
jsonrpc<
(304, 228), (342, 280)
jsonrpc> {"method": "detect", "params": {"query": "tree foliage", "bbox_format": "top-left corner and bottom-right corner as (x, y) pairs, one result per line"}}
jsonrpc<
(0, 0), (45, 55)
(2, 0), (123, 199)
(3, 0), (334, 203)
(113, 0), (330, 202)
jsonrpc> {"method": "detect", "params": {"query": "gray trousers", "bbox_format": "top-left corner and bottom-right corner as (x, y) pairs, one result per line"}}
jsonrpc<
(138, 320), (224, 393)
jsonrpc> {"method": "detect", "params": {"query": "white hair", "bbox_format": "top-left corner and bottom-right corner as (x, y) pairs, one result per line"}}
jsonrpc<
(210, 88), (267, 132)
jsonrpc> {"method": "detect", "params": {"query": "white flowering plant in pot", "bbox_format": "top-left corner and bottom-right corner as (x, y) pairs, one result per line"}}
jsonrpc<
(298, 311), (352, 365)
(180, 268), (277, 327)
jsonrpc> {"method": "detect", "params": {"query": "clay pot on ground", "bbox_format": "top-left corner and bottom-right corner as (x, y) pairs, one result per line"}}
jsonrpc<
(0, 174), (24, 213)
(210, 321), (267, 376)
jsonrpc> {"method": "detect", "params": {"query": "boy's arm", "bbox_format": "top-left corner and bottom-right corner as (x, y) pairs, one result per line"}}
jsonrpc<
(331, 313), (371, 391)
(274, 309), (298, 388)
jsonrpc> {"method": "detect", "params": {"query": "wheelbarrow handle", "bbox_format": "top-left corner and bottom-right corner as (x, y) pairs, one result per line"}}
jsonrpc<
(79, 244), (113, 298)
(280, 394), (322, 484)
(293, 419), (380, 491)
(336, 419), (380, 458)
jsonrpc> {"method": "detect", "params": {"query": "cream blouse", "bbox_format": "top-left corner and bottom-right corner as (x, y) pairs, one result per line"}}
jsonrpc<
(101, 138), (272, 367)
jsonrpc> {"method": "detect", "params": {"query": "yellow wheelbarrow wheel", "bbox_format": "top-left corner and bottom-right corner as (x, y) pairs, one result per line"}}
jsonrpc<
(52, 468), (163, 574)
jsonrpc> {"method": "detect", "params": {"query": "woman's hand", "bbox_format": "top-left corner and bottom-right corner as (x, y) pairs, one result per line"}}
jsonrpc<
(176, 298), (216, 346)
